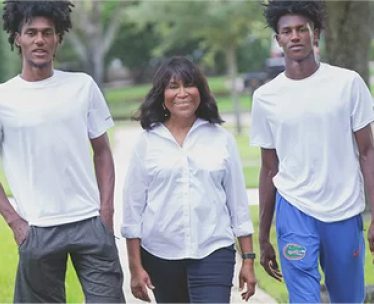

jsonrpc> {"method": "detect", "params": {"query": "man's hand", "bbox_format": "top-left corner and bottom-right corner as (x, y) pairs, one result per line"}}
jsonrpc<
(9, 217), (29, 246)
(368, 219), (374, 263)
(130, 267), (155, 302)
(260, 241), (282, 281)
(100, 208), (114, 233)
(239, 260), (256, 301)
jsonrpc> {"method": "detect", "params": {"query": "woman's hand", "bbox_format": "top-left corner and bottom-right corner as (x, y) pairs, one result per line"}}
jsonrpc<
(130, 267), (155, 302)
(239, 260), (256, 301)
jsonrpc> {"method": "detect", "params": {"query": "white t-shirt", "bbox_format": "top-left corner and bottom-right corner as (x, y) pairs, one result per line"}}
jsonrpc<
(250, 63), (374, 222)
(0, 70), (114, 226)
(121, 118), (254, 259)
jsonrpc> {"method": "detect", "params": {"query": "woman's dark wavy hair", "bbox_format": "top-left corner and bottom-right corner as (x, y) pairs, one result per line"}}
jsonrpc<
(136, 56), (224, 130)
(264, 0), (324, 33)
(2, 0), (74, 51)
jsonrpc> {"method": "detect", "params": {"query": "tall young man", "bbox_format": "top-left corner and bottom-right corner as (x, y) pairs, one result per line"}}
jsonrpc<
(0, 1), (125, 302)
(251, 1), (374, 302)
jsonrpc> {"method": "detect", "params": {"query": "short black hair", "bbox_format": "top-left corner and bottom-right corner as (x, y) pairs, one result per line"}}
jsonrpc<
(136, 56), (224, 130)
(2, 0), (74, 50)
(264, 0), (324, 33)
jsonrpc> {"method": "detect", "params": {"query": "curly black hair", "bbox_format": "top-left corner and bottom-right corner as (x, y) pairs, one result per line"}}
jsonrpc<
(2, 0), (74, 50)
(264, 0), (324, 33)
(136, 56), (224, 130)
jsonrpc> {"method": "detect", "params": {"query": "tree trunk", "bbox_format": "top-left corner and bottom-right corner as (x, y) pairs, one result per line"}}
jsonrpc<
(68, 1), (127, 89)
(226, 45), (242, 134)
(324, 0), (371, 85)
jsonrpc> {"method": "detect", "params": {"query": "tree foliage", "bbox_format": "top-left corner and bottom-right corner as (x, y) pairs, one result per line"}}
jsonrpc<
(126, 0), (269, 133)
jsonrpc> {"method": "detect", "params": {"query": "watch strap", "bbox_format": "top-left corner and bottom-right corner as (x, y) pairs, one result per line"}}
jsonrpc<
(241, 252), (256, 260)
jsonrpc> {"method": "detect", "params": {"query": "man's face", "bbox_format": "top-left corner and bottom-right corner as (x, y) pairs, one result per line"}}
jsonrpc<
(276, 14), (319, 62)
(15, 16), (59, 70)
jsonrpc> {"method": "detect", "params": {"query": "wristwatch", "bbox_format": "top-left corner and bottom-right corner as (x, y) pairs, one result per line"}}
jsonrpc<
(241, 252), (256, 260)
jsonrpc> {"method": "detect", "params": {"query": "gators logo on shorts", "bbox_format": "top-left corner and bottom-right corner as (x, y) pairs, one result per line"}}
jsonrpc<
(283, 243), (306, 260)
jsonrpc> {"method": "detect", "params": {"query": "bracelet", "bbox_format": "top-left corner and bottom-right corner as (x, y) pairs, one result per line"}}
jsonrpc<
(241, 252), (256, 260)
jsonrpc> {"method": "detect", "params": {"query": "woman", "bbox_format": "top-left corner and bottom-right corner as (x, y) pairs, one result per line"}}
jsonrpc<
(121, 56), (256, 303)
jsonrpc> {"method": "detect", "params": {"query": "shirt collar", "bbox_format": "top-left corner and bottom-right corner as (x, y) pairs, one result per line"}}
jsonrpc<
(150, 118), (210, 140)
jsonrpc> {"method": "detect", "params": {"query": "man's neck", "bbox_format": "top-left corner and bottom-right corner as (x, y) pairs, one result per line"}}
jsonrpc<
(284, 56), (319, 80)
(20, 65), (54, 82)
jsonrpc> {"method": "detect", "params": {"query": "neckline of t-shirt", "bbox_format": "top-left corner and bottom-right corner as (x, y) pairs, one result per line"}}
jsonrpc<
(15, 70), (59, 87)
(281, 63), (326, 83)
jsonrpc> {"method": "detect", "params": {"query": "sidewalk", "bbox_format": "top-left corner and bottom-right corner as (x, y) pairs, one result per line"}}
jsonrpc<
(112, 122), (276, 303)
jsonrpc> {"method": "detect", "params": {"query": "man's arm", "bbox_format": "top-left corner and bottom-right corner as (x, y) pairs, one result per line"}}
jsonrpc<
(354, 124), (374, 258)
(90, 133), (115, 232)
(259, 148), (282, 280)
(0, 183), (28, 245)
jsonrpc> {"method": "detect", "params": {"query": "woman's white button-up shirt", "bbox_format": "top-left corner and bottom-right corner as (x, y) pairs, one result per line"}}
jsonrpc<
(121, 118), (254, 259)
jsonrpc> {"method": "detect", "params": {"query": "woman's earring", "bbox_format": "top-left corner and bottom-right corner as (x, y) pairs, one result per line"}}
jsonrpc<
(162, 103), (169, 117)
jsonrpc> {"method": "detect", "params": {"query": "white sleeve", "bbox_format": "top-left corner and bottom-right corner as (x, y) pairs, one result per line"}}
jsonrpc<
(350, 72), (374, 132)
(223, 133), (254, 237)
(250, 91), (275, 148)
(121, 135), (148, 239)
(87, 78), (114, 139)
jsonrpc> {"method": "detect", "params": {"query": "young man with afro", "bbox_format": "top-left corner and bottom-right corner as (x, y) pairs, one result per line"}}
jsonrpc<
(251, 0), (374, 302)
(0, 1), (125, 302)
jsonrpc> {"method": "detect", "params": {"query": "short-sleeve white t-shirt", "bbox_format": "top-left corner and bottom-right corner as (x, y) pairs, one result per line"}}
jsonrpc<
(250, 63), (374, 222)
(0, 70), (114, 226)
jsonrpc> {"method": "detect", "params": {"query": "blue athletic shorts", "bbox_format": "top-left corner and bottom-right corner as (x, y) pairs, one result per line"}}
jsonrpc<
(275, 192), (365, 303)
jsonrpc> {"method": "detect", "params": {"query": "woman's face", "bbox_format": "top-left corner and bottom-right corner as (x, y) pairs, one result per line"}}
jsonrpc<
(164, 77), (201, 121)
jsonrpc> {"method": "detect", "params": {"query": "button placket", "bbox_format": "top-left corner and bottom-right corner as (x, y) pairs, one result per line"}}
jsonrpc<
(180, 147), (192, 254)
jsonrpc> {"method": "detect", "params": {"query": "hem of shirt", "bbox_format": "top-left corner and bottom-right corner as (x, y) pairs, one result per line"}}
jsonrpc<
(233, 222), (254, 237)
(27, 211), (100, 227)
(89, 119), (114, 139)
(352, 118), (374, 132)
(250, 141), (275, 149)
(121, 226), (141, 239)
(277, 190), (365, 222)
(141, 240), (235, 260)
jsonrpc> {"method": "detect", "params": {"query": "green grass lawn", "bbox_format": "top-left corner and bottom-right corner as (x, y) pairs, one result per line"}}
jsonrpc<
(235, 131), (260, 189)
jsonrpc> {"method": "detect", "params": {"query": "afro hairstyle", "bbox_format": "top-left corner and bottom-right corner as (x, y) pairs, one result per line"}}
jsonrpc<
(264, 0), (324, 33)
(2, 0), (74, 50)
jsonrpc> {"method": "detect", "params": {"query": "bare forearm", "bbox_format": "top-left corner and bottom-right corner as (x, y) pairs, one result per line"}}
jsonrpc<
(126, 238), (143, 273)
(238, 235), (254, 254)
(360, 151), (374, 219)
(259, 167), (277, 243)
(93, 149), (115, 212)
(0, 183), (29, 245)
(0, 183), (22, 225)
(238, 235), (255, 269)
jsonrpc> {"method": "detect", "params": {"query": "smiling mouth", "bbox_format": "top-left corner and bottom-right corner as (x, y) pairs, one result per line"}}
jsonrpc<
(173, 100), (191, 105)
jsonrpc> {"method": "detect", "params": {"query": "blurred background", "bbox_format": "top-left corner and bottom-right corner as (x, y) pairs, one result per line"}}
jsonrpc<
(0, 1), (374, 303)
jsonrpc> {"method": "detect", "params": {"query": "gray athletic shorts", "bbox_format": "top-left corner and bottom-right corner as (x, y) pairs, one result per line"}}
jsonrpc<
(14, 216), (125, 303)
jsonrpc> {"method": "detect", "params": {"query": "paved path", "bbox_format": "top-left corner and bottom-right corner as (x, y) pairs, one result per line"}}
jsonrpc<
(112, 121), (276, 303)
